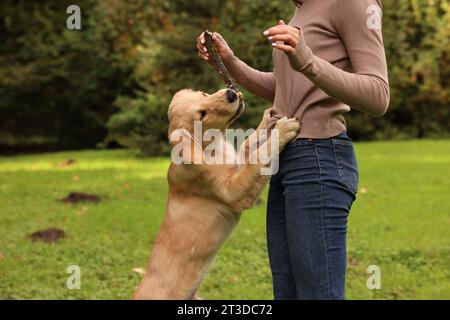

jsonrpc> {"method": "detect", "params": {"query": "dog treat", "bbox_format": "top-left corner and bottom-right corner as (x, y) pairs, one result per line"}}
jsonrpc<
(204, 31), (240, 93)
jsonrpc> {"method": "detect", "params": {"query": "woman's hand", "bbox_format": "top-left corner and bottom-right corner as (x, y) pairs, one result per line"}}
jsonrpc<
(263, 20), (300, 55)
(196, 32), (234, 65)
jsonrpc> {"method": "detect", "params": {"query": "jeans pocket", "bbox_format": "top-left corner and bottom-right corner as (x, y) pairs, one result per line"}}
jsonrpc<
(331, 138), (359, 195)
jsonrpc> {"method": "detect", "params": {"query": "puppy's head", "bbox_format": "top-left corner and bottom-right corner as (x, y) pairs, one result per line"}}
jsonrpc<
(167, 88), (244, 143)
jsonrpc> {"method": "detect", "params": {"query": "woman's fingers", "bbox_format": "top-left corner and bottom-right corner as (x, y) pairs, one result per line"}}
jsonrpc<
(200, 53), (209, 61)
(212, 33), (221, 45)
(197, 38), (208, 54)
(272, 43), (295, 55)
(263, 25), (291, 37)
(263, 22), (300, 54)
(197, 48), (209, 60)
(196, 42), (203, 52)
(212, 33), (228, 54)
(197, 42), (209, 56)
(265, 27), (299, 39)
(198, 33), (207, 46)
(268, 34), (297, 48)
(198, 51), (208, 61)
(197, 31), (232, 63)
(196, 33), (211, 61)
(197, 44), (209, 61)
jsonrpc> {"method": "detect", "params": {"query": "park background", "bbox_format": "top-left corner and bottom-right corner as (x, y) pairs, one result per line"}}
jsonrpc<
(0, 0), (449, 299)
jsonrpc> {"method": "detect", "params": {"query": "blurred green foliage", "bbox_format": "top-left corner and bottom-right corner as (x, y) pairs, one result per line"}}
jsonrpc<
(347, 0), (450, 140)
(0, 0), (167, 151)
(0, 0), (449, 155)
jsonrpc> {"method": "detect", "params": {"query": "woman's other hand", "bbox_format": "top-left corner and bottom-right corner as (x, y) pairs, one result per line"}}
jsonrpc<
(263, 20), (300, 55)
(196, 32), (234, 65)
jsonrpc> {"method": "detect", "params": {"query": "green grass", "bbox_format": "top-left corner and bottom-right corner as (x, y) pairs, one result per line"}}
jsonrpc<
(0, 140), (449, 300)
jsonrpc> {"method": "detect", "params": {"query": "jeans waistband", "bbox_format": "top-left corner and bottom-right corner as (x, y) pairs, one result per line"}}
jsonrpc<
(288, 131), (351, 148)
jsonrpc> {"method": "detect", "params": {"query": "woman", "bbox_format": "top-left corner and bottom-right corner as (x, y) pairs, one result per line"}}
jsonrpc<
(197, 0), (389, 300)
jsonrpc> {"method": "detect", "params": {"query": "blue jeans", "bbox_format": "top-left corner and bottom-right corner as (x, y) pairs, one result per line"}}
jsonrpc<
(267, 132), (359, 300)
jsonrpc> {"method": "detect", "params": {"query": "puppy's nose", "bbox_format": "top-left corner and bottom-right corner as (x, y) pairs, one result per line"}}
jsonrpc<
(226, 89), (238, 103)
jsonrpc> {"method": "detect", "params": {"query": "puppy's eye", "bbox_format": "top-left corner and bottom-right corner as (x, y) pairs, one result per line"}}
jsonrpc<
(199, 110), (207, 120)
(202, 93), (208, 97)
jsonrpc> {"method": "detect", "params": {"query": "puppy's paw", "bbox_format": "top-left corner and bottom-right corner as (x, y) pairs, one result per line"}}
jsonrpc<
(257, 108), (273, 130)
(275, 117), (300, 148)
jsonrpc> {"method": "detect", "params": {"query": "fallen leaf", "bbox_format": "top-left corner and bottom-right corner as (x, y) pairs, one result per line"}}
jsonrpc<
(228, 276), (239, 284)
(75, 206), (88, 216)
(123, 183), (130, 189)
(359, 187), (368, 194)
(132, 267), (146, 276)
(72, 175), (80, 181)
(348, 256), (359, 267)
(0, 252), (5, 261)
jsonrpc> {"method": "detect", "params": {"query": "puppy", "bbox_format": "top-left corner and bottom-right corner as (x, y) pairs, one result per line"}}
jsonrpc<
(133, 88), (299, 299)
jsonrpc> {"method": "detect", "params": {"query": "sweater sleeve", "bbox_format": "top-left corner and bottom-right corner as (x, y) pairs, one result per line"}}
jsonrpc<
(288, 0), (390, 117)
(222, 55), (276, 102)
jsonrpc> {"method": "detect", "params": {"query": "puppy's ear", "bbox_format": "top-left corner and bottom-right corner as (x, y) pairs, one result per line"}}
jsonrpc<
(167, 96), (180, 145)
(167, 120), (178, 146)
(167, 115), (195, 146)
(167, 107), (194, 145)
(167, 106), (194, 164)
(168, 127), (191, 146)
(168, 128), (201, 165)
(167, 89), (201, 163)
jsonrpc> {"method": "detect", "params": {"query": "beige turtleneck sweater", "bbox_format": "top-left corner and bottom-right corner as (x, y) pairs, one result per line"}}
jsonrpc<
(223, 0), (390, 138)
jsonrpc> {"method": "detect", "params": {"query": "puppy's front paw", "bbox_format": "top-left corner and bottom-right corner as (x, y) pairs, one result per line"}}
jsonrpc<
(275, 117), (300, 148)
(257, 108), (273, 130)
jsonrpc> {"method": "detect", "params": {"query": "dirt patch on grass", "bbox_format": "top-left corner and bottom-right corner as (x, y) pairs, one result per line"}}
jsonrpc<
(57, 159), (76, 168)
(30, 228), (66, 243)
(61, 192), (100, 204)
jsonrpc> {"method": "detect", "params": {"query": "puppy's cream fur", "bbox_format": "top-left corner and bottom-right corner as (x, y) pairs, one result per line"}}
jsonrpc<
(133, 89), (299, 299)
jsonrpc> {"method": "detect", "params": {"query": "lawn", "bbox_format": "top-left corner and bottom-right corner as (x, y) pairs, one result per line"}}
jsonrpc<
(0, 140), (449, 300)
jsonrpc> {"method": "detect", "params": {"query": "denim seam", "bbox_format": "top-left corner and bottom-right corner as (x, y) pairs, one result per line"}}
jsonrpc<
(331, 141), (357, 195)
(312, 142), (332, 300)
(331, 138), (353, 146)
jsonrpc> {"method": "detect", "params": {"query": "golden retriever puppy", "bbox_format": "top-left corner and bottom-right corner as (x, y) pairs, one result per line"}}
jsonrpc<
(133, 88), (299, 300)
